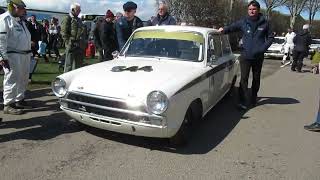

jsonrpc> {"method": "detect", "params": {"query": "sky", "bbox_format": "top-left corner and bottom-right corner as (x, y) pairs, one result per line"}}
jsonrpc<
(0, 0), (319, 21)
(257, 0), (320, 20)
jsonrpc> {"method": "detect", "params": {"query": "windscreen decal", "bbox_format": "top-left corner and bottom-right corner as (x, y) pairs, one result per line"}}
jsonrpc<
(133, 31), (204, 44)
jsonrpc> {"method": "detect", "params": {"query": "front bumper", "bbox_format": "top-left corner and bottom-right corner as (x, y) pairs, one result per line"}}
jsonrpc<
(61, 106), (169, 138)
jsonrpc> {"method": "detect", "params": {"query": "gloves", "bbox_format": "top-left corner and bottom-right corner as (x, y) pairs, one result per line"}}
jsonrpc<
(0, 60), (10, 71)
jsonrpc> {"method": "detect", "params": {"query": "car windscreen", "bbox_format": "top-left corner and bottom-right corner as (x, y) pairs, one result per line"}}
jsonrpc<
(274, 38), (285, 44)
(122, 30), (205, 62)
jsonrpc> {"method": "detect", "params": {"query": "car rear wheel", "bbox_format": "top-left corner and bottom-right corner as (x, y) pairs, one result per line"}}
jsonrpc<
(169, 109), (193, 147)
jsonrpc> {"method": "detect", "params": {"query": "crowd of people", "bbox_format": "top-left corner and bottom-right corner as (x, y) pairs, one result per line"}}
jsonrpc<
(0, 0), (319, 132)
(0, 0), (178, 116)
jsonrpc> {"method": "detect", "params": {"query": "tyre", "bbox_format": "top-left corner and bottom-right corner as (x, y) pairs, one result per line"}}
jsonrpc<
(169, 109), (193, 147)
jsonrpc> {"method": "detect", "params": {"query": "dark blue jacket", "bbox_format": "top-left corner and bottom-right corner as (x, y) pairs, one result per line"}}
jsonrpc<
(151, 13), (176, 26)
(223, 14), (274, 60)
(116, 16), (143, 50)
(293, 30), (312, 53)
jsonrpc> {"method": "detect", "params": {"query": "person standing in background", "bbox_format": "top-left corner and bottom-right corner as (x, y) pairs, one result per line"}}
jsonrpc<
(93, 17), (104, 61)
(151, 1), (176, 26)
(282, 28), (295, 66)
(291, 24), (312, 73)
(116, 1), (143, 50)
(61, 3), (84, 73)
(26, 15), (41, 58)
(47, 17), (61, 60)
(95, 10), (117, 61)
(0, 0), (32, 115)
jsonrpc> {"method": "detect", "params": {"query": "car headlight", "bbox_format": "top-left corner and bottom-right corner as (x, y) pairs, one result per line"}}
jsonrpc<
(52, 78), (67, 97)
(147, 91), (169, 115)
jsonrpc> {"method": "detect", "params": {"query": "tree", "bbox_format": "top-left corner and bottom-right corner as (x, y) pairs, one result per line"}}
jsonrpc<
(285, 0), (308, 29)
(261, 0), (288, 19)
(304, 0), (320, 27)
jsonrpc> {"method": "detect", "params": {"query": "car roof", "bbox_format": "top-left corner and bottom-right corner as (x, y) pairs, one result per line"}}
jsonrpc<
(136, 25), (219, 35)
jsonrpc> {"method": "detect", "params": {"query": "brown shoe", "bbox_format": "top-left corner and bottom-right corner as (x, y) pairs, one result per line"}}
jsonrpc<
(4, 104), (24, 115)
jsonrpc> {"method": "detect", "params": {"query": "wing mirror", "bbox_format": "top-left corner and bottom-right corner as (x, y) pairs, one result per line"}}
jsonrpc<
(112, 51), (120, 59)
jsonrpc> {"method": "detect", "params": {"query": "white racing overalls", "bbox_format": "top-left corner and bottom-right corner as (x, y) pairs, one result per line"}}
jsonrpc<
(0, 12), (31, 106)
(283, 32), (296, 61)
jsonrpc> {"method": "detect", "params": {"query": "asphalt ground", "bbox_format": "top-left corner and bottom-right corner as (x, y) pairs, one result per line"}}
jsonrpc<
(0, 59), (319, 180)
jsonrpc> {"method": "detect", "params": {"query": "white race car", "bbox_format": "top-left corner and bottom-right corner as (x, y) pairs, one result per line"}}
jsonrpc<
(52, 26), (239, 146)
(310, 39), (320, 54)
(265, 36), (285, 58)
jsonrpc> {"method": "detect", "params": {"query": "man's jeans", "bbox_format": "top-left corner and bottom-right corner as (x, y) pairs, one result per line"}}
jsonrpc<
(239, 58), (264, 105)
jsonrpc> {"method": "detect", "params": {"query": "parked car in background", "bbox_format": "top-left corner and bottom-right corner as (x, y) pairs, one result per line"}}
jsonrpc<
(52, 26), (239, 146)
(265, 37), (285, 59)
(310, 39), (320, 54)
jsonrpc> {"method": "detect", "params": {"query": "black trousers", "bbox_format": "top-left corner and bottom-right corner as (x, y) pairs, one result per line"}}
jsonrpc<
(239, 58), (264, 105)
(48, 35), (60, 57)
(292, 50), (305, 71)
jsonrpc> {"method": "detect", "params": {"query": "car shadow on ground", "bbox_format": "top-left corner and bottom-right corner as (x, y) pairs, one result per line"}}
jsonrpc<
(84, 88), (300, 155)
(0, 112), (81, 143)
(0, 88), (300, 155)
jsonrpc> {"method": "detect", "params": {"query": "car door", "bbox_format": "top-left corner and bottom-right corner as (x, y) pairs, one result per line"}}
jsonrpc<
(207, 34), (225, 106)
(221, 35), (235, 92)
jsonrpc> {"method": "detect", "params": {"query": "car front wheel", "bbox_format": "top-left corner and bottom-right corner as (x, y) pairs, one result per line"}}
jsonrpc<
(169, 109), (193, 147)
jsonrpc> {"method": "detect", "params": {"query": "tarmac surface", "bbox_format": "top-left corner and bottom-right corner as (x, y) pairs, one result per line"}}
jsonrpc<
(0, 59), (320, 180)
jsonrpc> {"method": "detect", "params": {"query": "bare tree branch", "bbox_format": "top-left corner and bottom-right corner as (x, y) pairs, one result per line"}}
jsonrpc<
(285, 0), (308, 29)
(261, 0), (288, 19)
(304, 0), (320, 26)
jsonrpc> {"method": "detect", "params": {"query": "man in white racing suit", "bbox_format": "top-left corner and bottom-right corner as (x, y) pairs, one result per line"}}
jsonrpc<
(0, 0), (31, 115)
(282, 28), (296, 65)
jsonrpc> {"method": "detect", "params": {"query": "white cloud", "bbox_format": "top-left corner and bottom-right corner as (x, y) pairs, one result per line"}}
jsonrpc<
(0, 0), (157, 20)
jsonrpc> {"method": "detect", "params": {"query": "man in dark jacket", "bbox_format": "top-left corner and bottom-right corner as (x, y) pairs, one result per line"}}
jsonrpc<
(151, 2), (176, 26)
(94, 10), (117, 61)
(26, 15), (41, 57)
(292, 24), (312, 72)
(116, 1), (143, 50)
(218, 0), (274, 110)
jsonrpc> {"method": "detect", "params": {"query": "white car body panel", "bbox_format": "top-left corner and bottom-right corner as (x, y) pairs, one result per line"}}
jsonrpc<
(54, 26), (239, 138)
(265, 37), (285, 58)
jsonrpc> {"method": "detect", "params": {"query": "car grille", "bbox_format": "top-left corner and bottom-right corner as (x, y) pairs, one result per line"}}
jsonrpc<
(62, 92), (148, 122)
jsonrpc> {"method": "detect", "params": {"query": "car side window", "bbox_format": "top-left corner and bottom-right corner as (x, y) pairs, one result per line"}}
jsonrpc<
(208, 34), (222, 62)
(221, 35), (232, 55)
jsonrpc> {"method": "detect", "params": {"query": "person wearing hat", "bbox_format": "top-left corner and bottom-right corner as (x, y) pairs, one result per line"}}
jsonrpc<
(61, 2), (85, 73)
(94, 10), (117, 61)
(151, 1), (176, 26)
(116, 1), (143, 50)
(292, 24), (312, 72)
(217, 0), (274, 110)
(0, 0), (32, 115)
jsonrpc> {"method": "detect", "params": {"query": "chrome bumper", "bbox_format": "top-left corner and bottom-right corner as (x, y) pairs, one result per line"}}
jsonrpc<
(62, 106), (168, 138)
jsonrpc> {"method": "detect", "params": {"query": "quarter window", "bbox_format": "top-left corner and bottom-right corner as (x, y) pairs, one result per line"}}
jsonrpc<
(208, 34), (222, 62)
(221, 35), (232, 55)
